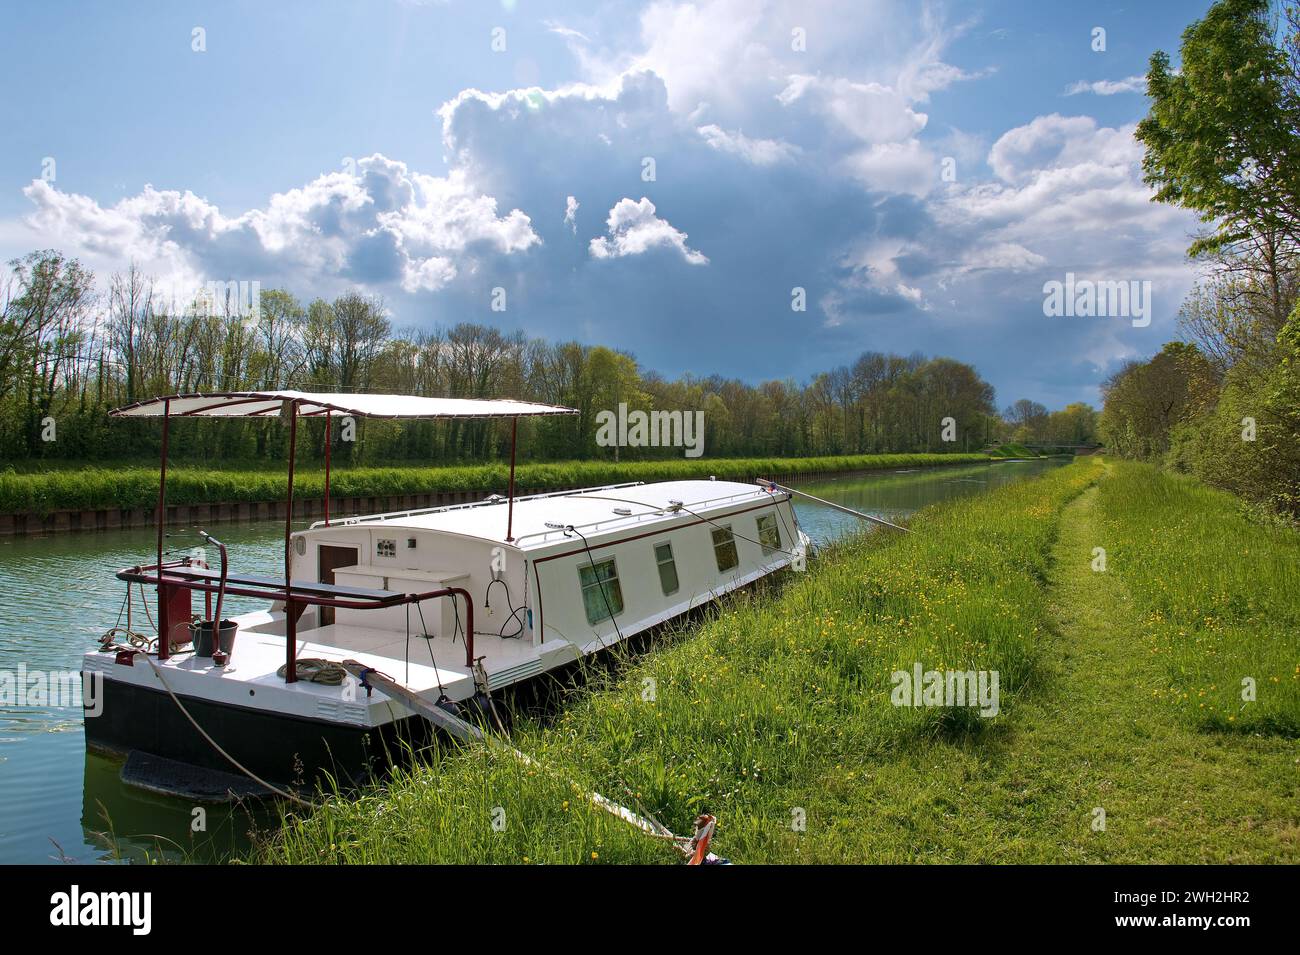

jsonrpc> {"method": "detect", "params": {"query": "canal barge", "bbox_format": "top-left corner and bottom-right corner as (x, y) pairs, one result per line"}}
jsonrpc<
(83, 391), (810, 794)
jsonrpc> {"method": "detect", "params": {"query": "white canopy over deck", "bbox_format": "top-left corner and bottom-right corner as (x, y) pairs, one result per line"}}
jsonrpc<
(109, 390), (577, 419)
(110, 390), (579, 678)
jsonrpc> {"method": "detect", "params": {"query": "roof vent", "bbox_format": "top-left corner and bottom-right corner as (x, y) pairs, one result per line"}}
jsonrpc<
(613, 507), (632, 516)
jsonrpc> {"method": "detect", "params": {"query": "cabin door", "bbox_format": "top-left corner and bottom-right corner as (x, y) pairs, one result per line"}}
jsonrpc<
(317, 545), (357, 627)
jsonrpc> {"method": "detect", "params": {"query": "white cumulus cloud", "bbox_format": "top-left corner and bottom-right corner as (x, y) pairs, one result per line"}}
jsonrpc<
(17, 155), (540, 296)
(1064, 76), (1146, 96)
(696, 124), (799, 165)
(589, 197), (708, 265)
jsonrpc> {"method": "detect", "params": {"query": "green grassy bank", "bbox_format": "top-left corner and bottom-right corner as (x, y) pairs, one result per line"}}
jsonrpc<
(248, 457), (1299, 864)
(0, 452), (989, 515)
(1096, 463), (1300, 735)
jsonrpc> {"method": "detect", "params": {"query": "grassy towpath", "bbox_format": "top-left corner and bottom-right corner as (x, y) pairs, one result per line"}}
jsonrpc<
(831, 469), (1299, 863)
(1042, 473), (1298, 861)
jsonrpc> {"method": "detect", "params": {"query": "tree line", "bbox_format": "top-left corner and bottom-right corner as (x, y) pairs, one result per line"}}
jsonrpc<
(0, 250), (1096, 468)
(1103, 0), (1300, 519)
(1, 266), (1102, 469)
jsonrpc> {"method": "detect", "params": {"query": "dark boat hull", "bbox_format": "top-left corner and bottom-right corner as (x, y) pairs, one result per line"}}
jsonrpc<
(84, 675), (432, 793)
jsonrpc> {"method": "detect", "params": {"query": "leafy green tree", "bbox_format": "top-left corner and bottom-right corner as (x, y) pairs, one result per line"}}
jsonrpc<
(1100, 342), (1218, 458)
(1134, 0), (1300, 517)
(1138, 0), (1300, 260)
(1043, 403), (1099, 446)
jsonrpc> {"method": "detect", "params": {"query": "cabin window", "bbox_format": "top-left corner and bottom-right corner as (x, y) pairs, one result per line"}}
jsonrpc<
(578, 558), (624, 625)
(654, 541), (679, 596)
(712, 525), (739, 572)
(756, 514), (782, 554)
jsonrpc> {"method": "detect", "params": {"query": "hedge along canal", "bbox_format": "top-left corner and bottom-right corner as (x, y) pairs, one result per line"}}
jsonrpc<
(0, 458), (1059, 864)
(0, 453), (995, 537)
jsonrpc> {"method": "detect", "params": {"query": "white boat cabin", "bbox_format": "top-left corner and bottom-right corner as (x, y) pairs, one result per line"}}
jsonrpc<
(290, 478), (807, 685)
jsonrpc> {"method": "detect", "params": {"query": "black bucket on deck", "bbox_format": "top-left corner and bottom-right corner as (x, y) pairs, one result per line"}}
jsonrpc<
(191, 620), (238, 658)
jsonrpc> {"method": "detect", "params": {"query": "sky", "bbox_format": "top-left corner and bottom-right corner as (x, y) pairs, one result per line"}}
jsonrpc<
(0, 0), (1214, 410)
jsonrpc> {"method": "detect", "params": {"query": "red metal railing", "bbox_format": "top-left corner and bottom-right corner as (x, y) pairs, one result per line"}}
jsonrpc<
(117, 563), (475, 677)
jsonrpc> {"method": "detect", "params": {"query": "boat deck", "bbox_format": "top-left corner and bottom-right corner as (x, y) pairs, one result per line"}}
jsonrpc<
(297, 618), (543, 690)
(85, 612), (477, 729)
(131, 610), (553, 711)
(228, 614), (479, 698)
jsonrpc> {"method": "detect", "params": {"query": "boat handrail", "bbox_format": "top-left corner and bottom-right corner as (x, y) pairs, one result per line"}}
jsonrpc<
(511, 485), (779, 546)
(116, 563), (476, 668)
(307, 481), (649, 530)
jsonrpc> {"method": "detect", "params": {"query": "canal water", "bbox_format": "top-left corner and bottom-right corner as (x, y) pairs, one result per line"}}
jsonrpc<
(0, 458), (1066, 864)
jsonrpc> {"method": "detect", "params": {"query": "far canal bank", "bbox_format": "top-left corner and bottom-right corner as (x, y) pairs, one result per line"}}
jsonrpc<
(0, 452), (994, 537)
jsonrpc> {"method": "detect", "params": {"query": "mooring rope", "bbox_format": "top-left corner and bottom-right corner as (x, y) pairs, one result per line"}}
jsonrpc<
(275, 658), (347, 685)
(346, 662), (725, 863)
(100, 626), (157, 652)
(757, 478), (912, 533)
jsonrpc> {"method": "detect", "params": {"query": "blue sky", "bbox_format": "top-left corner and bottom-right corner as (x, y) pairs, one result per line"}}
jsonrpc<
(0, 0), (1213, 410)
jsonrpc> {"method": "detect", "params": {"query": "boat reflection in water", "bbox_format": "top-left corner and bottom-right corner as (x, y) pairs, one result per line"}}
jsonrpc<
(79, 750), (271, 863)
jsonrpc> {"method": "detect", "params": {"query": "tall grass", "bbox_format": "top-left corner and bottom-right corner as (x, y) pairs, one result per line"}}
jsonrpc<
(1097, 462), (1300, 735)
(0, 452), (989, 515)
(254, 458), (1102, 864)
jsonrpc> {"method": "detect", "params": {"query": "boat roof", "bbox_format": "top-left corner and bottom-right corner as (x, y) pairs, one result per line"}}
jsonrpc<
(109, 390), (578, 419)
(314, 479), (781, 551)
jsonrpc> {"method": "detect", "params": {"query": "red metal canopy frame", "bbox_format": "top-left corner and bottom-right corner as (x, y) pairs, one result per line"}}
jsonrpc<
(113, 391), (578, 683)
